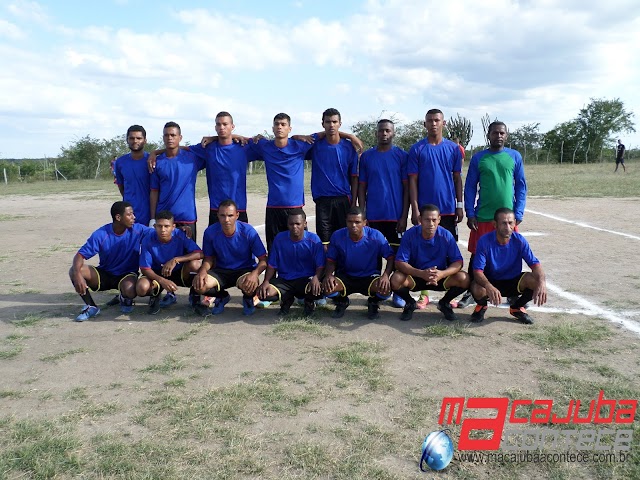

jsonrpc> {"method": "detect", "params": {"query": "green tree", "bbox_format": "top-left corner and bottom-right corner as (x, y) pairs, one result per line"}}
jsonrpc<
(508, 123), (542, 163)
(444, 114), (473, 148)
(542, 120), (583, 164)
(350, 118), (424, 152)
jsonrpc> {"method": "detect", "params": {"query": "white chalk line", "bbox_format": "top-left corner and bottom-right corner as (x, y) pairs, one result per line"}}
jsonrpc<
(525, 209), (640, 241)
(455, 240), (640, 335)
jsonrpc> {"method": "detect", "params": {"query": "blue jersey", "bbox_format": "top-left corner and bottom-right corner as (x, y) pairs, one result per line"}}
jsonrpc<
(359, 146), (408, 221)
(396, 225), (463, 271)
(140, 228), (201, 272)
(188, 142), (254, 211)
(327, 226), (394, 277)
(408, 138), (462, 215)
(269, 230), (325, 281)
(78, 223), (148, 276)
(202, 221), (267, 270)
(247, 138), (313, 208)
(150, 149), (205, 223)
(309, 137), (358, 200)
(114, 152), (151, 225)
(473, 231), (540, 281)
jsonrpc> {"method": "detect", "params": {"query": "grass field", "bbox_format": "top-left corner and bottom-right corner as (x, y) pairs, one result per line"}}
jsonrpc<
(0, 161), (639, 479)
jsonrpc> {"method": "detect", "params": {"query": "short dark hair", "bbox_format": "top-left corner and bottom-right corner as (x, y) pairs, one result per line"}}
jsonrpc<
(164, 121), (181, 134)
(216, 111), (233, 123)
(346, 206), (366, 219)
(111, 201), (132, 220)
(288, 208), (306, 220)
(322, 108), (341, 122)
(426, 109), (443, 116)
(488, 121), (508, 134)
(419, 203), (440, 216)
(494, 207), (515, 221)
(218, 199), (238, 211)
(126, 125), (146, 138)
(156, 210), (174, 222)
(273, 113), (291, 125)
(377, 118), (394, 126)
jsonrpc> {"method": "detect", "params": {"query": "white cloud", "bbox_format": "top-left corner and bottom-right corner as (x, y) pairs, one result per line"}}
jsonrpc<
(0, 18), (24, 40)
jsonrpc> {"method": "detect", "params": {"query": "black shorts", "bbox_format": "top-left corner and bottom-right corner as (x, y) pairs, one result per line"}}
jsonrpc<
(315, 196), (350, 244)
(150, 268), (193, 287)
(208, 267), (254, 292)
(368, 221), (402, 249)
(335, 273), (379, 297)
(406, 275), (450, 292)
(616, 158), (625, 165)
(438, 215), (458, 241)
(271, 277), (318, 301)
(265, 207), (301, 252)
(209, 209), (248, 226)
(486, 273), (527, 297)
(176, 222), (197, 241)
(89, 267), (137, 292)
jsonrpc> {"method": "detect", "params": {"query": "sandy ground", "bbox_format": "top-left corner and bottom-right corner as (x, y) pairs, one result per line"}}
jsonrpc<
(0, 190), (639, 478)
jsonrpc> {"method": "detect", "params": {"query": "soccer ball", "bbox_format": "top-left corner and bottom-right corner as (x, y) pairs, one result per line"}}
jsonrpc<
(420, 429), (454, 471)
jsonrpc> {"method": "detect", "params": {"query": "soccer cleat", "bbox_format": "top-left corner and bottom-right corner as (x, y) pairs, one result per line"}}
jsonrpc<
(391, 293), (406, 308)
(332, 298), (350, 319)
(242, 296), (256, 316)
(159, 292), (177, 308)
(456, 291), (475, 308)
(278, 297), (294, 317)
(367, 298), (380, 320)
(314, 297), (327, 306)
(470, 305), (487, 323)
(303, 300), (316, 317)
(510, 307), (534, 325)
(119, 295), (134, 314)
(148, 295), (161, 315)
(105, 295), (120, 307)
(192, 303), (210, 317)
(437, 299), (457, 321)
(256, 300), (271, 308)
(75, 305), (100, 322)
(416, 292), (429, 309)
(211, 294), (231, 315)
(400, 299), (417, 321)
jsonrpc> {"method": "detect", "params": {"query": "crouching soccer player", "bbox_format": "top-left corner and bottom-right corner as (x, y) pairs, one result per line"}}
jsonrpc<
(192, 199), (267, 316)
(257, 209), (325, 317)
(323, 207), (395, 320)
(469, 207), (547, 324)
(391, 204), (470, 321)
(69, 201), (146, 321)
(136, 210), (204, 315)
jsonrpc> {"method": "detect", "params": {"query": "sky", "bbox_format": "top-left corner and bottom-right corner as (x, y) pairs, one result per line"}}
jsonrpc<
(1, 0), (639, 159)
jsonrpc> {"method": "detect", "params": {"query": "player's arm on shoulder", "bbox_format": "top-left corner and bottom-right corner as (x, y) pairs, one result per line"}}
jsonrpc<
(338, 131), (364, 153)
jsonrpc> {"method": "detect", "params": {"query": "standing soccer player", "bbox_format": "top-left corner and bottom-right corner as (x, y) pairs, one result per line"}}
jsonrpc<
(115, 125), (151, 225)
(358, 118), (409, 308)
(149, 122), (205, 240)
(69, 201), (146, 320)
(463, 121), (527, 307)
(615, 139), (626, 172)
(408, 109), (463, 309)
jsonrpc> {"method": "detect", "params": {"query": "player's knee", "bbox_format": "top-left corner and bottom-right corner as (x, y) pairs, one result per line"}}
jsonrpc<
(390, 273), (405, 290)
(453, 271), (470, 288)
(120, 281), (137, 299)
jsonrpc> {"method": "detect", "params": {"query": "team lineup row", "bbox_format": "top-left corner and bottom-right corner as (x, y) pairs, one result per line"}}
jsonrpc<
(70, 199), (546, 324)
(73, 108), (538, 321)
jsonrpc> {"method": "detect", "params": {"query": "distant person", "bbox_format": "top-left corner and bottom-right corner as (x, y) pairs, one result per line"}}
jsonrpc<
(461, 121), (527, 309)
(454, 137), (466, 166)
(115, 125), (151, 225)
(69, 201), (146, 321)
(257, 209), (325, 317)
(391, 204), (470, 321)
(358, 118), (409, 308)
(615, 139), (626, 173)
(149, 122), (205, 240)
(323, 207), (395, 320)
(408, 109), (464, 309)
(192, 200), (267, 316)
(110, 155), (118, 183)
(469, 208), (546, 324)
(136, 210), (204, 315)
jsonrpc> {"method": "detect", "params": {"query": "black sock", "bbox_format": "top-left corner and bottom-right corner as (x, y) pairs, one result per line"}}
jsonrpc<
(475, 296), (488, 306)
(512, 289), (533, 309)
(264, 294), (280, 303)
(368, 296), (380, 305)
(441, 286), (465, 304)
(204, 287), (219, 297)
(80, 292), (96, 307)
(395, 287), (413, 303)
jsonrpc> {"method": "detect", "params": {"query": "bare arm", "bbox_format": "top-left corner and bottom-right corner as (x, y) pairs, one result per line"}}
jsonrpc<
(531, 264), (547, 306)
(350, 176), (358, 207)
(160, 251), (204, 278)
(149, 190), (159, 224)
(453, 171), (463, 223)
(398, 180), (409, 233)
(71, 253), (88, 295)
(473, 269), (501, 306)
(322, 259), (338, 293)
(409, 175), (420, 225)
(357, 182), (367, 210)
(117, 184), (124, 198)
